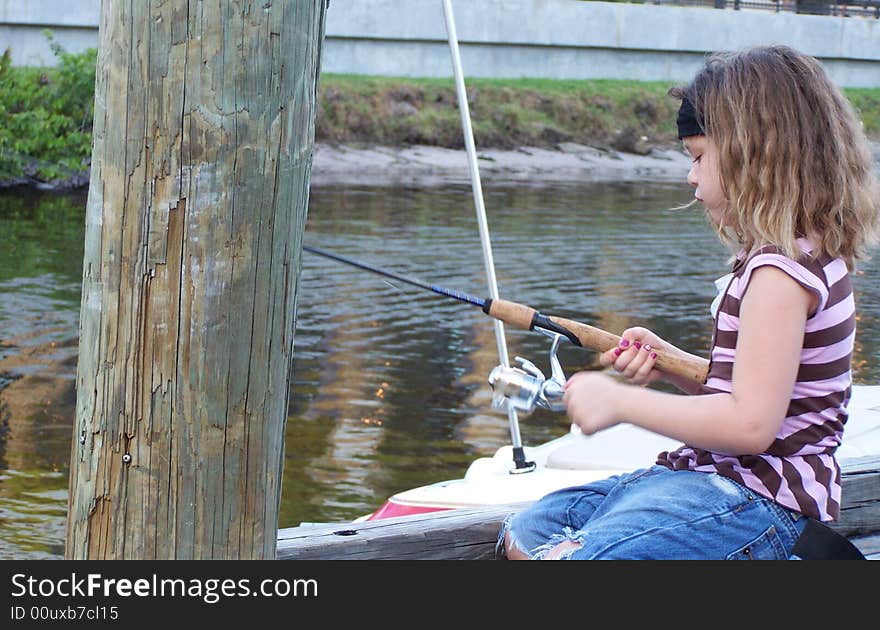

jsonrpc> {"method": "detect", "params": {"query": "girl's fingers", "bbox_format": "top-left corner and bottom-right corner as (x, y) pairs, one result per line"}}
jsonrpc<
(613, 342), (656, 381)
(618, 350), (646, 378)
(612, 339), (642, 370)
(602, 334), (661, 385)
(598, 347), (618, 368)
(631, 345), (658, 385)
(602, 337), (633, 367)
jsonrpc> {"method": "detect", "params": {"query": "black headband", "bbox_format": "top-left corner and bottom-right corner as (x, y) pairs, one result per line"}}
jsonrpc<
(676, 93), (704, 139)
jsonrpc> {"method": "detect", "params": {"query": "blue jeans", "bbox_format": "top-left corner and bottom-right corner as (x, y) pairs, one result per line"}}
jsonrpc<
(498, 465), (807, 560)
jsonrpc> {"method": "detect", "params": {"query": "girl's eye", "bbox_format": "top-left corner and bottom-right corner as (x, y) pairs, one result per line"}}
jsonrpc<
(692, 155), (702, 164)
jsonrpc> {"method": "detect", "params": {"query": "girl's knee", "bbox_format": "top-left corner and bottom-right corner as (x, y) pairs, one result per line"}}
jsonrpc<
(504, 531), (531, 560)
(542, 539), (583, 560)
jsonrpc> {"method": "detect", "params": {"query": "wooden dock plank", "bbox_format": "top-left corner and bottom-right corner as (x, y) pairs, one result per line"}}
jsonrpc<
(276, 456), (880, 560)
(277, 503), (523, 560)
(835, 455), (880, 537)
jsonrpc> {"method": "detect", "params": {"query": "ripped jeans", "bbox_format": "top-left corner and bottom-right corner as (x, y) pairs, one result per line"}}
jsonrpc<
(497, 465), (806, 560)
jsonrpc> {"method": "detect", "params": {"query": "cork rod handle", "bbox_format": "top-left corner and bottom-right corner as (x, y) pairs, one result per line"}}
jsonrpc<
(485, 298), (709, 385)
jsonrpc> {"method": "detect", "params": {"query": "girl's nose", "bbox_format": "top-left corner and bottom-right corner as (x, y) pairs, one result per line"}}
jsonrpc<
(686, 166), (698, 188)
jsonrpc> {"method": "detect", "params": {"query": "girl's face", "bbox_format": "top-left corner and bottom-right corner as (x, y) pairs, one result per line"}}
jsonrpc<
(683, 135), (726, 227)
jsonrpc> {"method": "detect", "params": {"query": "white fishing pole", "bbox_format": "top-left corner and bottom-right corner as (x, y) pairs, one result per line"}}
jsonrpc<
(441, 0), (534, 472)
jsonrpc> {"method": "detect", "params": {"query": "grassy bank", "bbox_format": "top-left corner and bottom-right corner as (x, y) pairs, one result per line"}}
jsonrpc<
(3, 46), (880, 189)
(317, 74), (681, 154)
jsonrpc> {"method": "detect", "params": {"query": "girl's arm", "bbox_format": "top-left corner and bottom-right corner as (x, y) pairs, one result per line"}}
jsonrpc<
(565, 265), (813, 456)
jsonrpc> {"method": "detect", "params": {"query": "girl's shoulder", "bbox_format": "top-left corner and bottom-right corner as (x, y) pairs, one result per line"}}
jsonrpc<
(736, 238), (843, 284)
(732, 239), (850, 313)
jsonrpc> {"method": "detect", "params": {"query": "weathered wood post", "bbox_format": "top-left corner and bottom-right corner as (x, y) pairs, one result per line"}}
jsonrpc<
(65, 1), (328, 559)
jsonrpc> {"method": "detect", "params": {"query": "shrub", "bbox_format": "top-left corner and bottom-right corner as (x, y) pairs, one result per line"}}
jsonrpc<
(0, 34), (96, 185)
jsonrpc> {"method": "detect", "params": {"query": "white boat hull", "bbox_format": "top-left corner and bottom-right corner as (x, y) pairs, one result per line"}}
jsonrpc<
(363, 384), (880, 520)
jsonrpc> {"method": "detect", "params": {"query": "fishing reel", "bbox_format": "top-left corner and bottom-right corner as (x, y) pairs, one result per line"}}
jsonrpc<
(488, 329), (567, 415)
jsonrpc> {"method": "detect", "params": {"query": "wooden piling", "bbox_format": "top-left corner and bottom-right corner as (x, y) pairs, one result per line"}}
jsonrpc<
(65, 0), (328, 560)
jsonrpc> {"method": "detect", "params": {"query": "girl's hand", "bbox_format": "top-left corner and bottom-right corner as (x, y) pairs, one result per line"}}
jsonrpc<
(563, 371), (624, 435)
(598, 326), (663, 386)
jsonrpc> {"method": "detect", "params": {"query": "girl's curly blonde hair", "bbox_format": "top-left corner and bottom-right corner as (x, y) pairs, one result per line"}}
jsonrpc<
(671, 45), (880, 269)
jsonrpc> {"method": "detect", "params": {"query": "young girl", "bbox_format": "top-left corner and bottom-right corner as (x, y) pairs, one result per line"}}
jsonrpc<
(498, 45), (880, 560)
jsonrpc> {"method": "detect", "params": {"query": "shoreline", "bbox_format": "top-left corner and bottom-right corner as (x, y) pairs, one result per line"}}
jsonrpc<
(309, 142), (692, 188)
(5, 139), (880, 192)
(1, 142), (692, 192)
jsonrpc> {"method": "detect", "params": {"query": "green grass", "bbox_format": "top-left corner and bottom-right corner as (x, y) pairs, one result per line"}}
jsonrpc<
(316, 74), (681, 152)
(847, 89), (880, 136)
(2, 46), (879, 188)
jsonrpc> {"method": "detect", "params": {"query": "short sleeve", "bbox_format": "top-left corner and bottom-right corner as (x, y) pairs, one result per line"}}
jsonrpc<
(736, 253), (828, 317)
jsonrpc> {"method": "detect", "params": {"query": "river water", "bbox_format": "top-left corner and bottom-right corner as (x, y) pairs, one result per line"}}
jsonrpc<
(1, 179), (878, 559)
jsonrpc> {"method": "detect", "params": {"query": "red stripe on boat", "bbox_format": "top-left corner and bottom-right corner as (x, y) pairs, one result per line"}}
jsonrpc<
(366, 500), (453, 520)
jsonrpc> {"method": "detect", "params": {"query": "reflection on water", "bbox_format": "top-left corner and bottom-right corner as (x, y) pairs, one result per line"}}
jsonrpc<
(1, 182), (879, 558)
(0, 191), (86, 559)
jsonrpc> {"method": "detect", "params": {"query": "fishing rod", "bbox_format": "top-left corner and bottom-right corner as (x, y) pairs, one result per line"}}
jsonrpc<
(441, 0), (531, 473)
(303, 245), (710, 393)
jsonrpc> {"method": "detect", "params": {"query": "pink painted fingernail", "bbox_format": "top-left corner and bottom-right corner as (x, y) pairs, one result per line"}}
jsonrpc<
(650, 352), (657, 359)
(619, 339), (630, 348)
(633, 341), (642, 349)
(643, 344), (652, 352)
(614, 348), (622, 356)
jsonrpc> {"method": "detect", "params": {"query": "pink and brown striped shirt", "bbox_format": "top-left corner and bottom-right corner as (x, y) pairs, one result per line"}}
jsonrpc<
(657, 238), (854, 521)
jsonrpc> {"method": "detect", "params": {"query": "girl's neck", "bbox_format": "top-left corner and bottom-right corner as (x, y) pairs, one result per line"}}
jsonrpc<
(738, 234), (820, 262)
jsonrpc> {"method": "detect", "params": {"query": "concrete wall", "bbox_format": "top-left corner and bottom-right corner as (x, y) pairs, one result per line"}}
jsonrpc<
(0, 0), (98, 67)
(1, 0), (878, 86)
